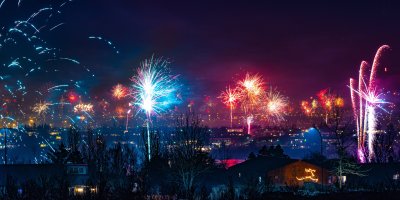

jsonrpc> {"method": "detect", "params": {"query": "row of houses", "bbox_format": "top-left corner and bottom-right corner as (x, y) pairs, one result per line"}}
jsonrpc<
(0, 164), (96, 196)
(201, 157), (400, 190)
(1, 157), (400, 197)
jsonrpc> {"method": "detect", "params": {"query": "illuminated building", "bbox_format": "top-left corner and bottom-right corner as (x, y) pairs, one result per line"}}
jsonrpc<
(0, 164), (97, 196)
(267, 160), (329, 186)
(229, 157), (330, 187)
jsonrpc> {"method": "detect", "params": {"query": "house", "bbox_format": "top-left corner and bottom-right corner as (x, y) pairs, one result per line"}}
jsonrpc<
(65, 164), (97, 195)
(267, 160), (330, 186)
(228, 156), (296, 182)
(228, 157), (331, 186)
(0, 164), (96, 196)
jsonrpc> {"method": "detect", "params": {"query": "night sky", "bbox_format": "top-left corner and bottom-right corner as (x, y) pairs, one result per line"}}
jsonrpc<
(2, 0), (400, 105)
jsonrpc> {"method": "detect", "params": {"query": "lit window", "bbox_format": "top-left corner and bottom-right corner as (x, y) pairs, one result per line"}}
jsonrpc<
(393, 174), (399, 180)
(338, 176), (346, 184)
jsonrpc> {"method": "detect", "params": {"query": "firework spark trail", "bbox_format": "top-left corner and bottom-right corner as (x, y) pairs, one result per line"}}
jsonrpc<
(219, 86), (240, 128)
(246, 115), (253, 136)
(51, 102), (71, 106)
(47, 84), (68, 91)
(40, 155), (50, 162)
(42, 137), (55, 152)
(1, 4), (88, 116)
(125, 109), (131, 133)
(358, 61), (368, 154)
(367, 105), (375, 160)
(131, 56), (179, 161)
(369, 45), (390, 90)
(0, 2), (101, 161)
(66, 115), (75, 124)
(82, 111), (94, 122)
(27, 7), (53, 22)
(350, 45), (390, 162)
(349, 78), (360, 150)
(49, 22), (64, 31)
(0, 115), (15, 122)
(0, 0), (5, 9)
(60, 1), (72, 8)
(14, 21), (40, 33)
(89, 36), (120, 54)
(361, 84), (388, 161)
(58, 57), (80, 64)
(8, 59), (22, 68)
(365, 45), (389, 161)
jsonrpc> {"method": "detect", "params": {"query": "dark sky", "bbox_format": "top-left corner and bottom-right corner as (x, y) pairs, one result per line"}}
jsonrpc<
(2, 0), (400, 104)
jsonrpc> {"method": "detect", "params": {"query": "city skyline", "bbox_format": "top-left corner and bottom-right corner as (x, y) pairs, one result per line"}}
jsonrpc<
(1, 1), (400, 199)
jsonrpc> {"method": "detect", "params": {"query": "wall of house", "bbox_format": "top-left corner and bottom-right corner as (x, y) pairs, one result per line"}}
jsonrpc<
(267, 161), (330, 186)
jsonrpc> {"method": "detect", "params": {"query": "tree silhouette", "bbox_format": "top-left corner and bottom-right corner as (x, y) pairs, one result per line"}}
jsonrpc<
(248, 152), (256, 159)
(170, 113), (214, 199)
(47, 143), (68, 164)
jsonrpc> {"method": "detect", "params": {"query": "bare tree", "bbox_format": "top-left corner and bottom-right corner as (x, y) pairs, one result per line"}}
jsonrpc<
(374, 123), (396, 163)
(323, 95), (367, 189)
(331, 154), (367, 190)
(310, 92), (365, 190)
(67, 125), (80, 151)
(170, 113), (214, 199)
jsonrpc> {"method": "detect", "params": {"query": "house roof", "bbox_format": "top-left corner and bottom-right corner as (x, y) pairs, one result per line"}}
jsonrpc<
(227, 156), (297, 179)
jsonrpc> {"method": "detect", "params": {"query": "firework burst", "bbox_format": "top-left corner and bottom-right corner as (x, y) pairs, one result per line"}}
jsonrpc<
(238, 73), (264, 113)
(301, 100), (312, 115)
(237, 73), (265, 135)
(218, 86), (241, 127)
(131, 56), (179, 160)
(32, 101), (50, 116)
(317, 88), (344, 123)
(349, 45), (390, 162)
(112, 84), (128, 99)
(73, 103), (94, 113)
(263, 89), (288, 122)
(131, 57), (178, 116)
(32, 101), (50, 123)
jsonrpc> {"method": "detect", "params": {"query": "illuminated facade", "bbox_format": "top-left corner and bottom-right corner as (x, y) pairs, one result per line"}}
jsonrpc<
(267, 160), (330, 186)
